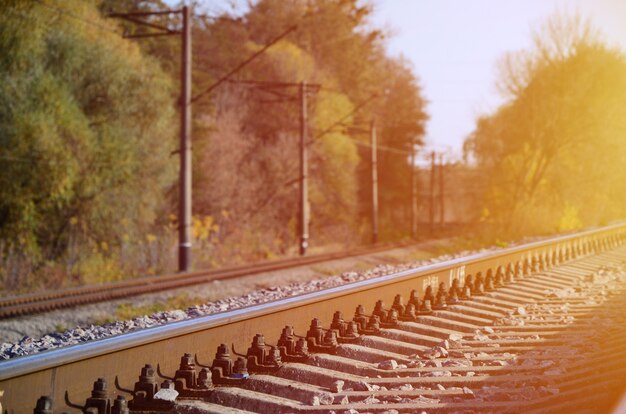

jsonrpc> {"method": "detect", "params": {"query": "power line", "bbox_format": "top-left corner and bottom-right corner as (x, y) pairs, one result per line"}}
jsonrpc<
(33, 0), (121, 35)
(312, 92), (379, 144)
(190, 24), (298, 104)
(346, 137), (411, 155)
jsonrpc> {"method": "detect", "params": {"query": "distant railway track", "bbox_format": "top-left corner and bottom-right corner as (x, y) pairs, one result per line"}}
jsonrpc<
(2, 223), (626, 413)
(0, 241), (421, 319)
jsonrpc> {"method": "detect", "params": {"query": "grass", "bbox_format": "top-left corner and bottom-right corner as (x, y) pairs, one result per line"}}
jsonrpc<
(310, 265), (341, 276)
(95, 293), (203, 324)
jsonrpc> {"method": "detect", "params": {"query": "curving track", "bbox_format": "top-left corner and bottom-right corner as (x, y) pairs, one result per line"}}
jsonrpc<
(2, 223), (626, 413)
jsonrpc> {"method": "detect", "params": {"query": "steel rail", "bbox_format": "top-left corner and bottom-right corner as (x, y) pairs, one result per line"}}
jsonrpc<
(1, 221), (624, 412)
(0, 240), (423, 318)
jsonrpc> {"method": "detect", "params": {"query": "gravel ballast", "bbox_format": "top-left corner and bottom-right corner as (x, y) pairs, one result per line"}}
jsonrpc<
(0, 238), (540, 361)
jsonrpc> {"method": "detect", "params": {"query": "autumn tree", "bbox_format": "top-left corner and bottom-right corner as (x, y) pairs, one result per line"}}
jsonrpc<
(464, 13), (626, 238)
(0, 1), (177, 288)
(188, 0), (427, 261)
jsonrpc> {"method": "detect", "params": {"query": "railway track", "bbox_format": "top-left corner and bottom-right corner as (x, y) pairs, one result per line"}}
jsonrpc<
(0, 241), (419, 319)
(2, 223), (626, 413)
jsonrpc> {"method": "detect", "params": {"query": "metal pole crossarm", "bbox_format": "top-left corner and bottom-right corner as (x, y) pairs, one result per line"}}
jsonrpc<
(229, 79), (320, 89)
(255, 88), (298, 100)
(313, 93), (379, 143)
(123, 32), (180, 39)
(191, 25), (298, 104)
(344, 126), (370, 135)
(108, 10), (181, 17)
(257, 98), (298, 104)
(348, 139), (410, 155)
(115, 14), (178, 34)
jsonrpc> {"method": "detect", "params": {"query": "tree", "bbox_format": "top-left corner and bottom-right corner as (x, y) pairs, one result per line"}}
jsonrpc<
(0, 1), (176, 288)
(464, 13), (626, 238)
(243, 0), (428, 242)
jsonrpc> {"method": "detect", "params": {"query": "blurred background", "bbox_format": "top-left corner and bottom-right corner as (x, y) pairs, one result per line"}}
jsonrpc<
(1, 0), (625, 292)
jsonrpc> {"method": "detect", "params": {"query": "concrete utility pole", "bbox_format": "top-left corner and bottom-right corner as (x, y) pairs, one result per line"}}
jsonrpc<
(228, 80), (318, 256)
(109, 6), (192, 272)
(438, 153), (445, 228)
(429, 151), (435, 236)
(410, 138), (418, 240)
(111, 9), (300, 270)
(299, 81), (309, 255)
(179, 6), (192, 272)
(370, 120), (379, 244)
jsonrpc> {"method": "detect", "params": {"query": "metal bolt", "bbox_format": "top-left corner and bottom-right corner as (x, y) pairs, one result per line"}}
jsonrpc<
(34, 396), (53, 414)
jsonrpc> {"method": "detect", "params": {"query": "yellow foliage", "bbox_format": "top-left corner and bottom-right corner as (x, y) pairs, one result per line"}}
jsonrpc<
(480, 207), (490, 221)
(76, 252), (121, 285)
(192, 215), (219, 241)
(557, 204), (582, 232)
(246, 39), (314, 81)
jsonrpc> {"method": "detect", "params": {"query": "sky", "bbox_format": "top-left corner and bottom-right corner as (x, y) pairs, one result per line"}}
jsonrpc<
(200, 0), (626, 160)
(368, 0), (626, 159)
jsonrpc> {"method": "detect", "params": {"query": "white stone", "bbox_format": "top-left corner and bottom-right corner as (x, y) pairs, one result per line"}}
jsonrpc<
(154, 388), (178, 401)
(378, 359), (398, 370)
(363, 396), (381, 404)
(317, 392), (334, 405)
(438, 346), (449, 357)
(332, 380), (344, 393)
(449, 333), (463, 341)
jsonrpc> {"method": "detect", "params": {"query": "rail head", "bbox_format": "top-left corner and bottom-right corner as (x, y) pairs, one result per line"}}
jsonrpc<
(1, 221), (624, 381)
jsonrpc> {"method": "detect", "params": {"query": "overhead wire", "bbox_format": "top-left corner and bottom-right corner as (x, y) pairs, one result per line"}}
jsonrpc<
(33, 0), (122, 35)
(190, 24), (298, 103)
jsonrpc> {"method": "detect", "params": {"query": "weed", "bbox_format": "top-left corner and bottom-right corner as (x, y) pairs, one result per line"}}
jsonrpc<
(113, 293), (202, 321)
(310, 265), (339, 276)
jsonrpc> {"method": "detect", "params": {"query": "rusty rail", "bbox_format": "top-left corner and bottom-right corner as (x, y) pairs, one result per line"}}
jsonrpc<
(0, 240), (421, 319)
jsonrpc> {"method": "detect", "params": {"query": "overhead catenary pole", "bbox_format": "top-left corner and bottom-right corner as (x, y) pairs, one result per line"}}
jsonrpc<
(299, 81), (309, 256)
(179, 5), (192, 272)
(439, 153), (445, 228)
(429, 151), (435, 236)
(371, 120), (379, 244)
(410, 137), (418, 239)
(110, 8), (296, 271)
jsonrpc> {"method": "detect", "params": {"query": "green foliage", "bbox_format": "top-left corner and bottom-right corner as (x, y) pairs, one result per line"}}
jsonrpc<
(1, 0), (429, 290)
(113, 293), (202, 321)
(0, 1), (176, 288)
